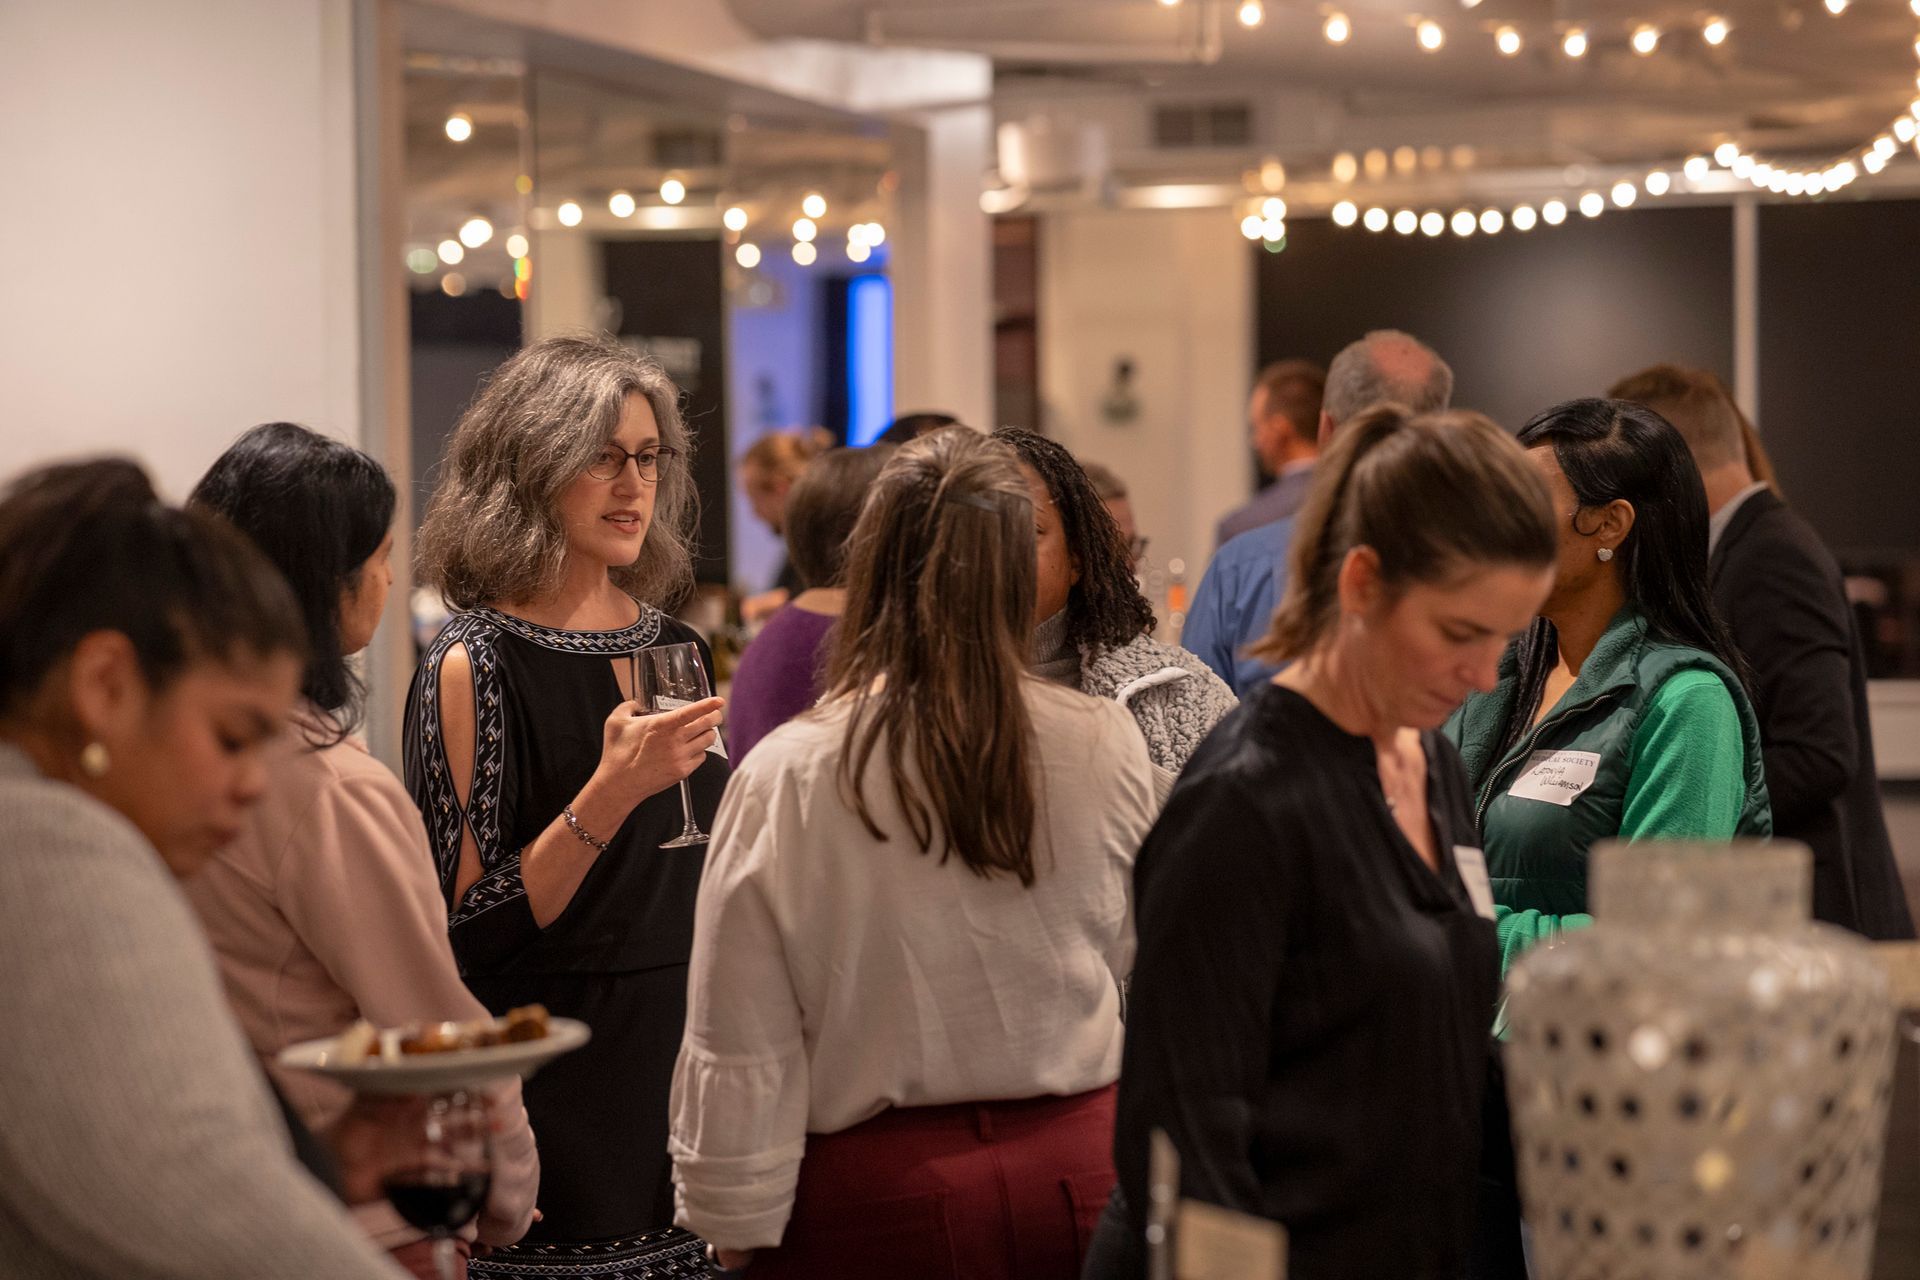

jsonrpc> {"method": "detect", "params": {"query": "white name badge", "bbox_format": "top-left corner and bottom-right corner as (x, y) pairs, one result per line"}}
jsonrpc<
(1506, 749), (1600, 807)
(1452, 845), (1497, 920)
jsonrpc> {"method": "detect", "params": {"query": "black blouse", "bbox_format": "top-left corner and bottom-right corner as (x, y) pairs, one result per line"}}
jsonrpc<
(1113, 682), (1499, 1280)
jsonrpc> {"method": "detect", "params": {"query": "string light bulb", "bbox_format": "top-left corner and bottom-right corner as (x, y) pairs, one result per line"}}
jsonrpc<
(1542, 199), (1568, 225)
(1714, 142), (1741, 166)
(1263, 197), (1288, 220)
(1238, 0), (1264, 27)
(1417, 19), (1446, 50)
(1332, 152), (1359, 183)
(1512, 204), (1538, 231)
(1895, 117), (1917, 144)
(458, 217), (493, 248)
(735, 243), (762, 268)
(1495, 26), (1523, 54)
(1480, 208), (1504, 234)
(1703, 16), (1730, 44)
(1421, 211), (1445, 236)
(445, 113), (473, 143)
(1364, 207), (1391, 232)
(504, 233), (529, 259)
(848, 241), (873, 264)
(792, 242), (817, 266)
(608, 191), (636, 218)
(1262, 215), (1286, 241)
(1451, 209), (1476, 236)
(802, 192), (827, 219)
(1823, 0), (1847, 14)
(1684, 155), (1711, 181)
(660, 178), (687, 206)
(1240, 214), (1264, 239)
(556, 201), (583, 227)
(793, 218), (818, 243)
(1579, 191), (1605, 217)
(1611, 181), (1638, 207)
(1324, 12), (1352, 43)
(1562, 27), (1589, 57)
(1631, 24), (1659, 54)
(1645, 171), (1671, 196)
(1394, 209), (1419, 234)
(1332, 200), (1359, 227)
(723, 206), (749, 232)
(1864, 149), (1888, 174)
(436, 239), (464, 265)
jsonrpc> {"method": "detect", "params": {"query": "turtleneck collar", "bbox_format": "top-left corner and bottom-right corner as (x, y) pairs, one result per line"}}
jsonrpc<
(1029, 609), (1081, 688)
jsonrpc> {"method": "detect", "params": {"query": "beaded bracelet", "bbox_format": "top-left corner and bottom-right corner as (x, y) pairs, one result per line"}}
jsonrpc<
(561, 805), (610, 854)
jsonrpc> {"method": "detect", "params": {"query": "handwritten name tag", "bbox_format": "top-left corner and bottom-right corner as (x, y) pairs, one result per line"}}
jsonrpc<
(1506, 749), (1599, 806)
(1453, 846), (1497, 920)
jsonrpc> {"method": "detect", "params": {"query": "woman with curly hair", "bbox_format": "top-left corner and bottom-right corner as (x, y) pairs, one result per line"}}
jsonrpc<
(404, 335), (728, 1277)
(992, 429), (1236, 799)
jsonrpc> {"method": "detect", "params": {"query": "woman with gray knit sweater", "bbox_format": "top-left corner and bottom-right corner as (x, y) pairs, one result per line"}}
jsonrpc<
(0, 459), (404, 1279)
(994, 430), (1237, 801)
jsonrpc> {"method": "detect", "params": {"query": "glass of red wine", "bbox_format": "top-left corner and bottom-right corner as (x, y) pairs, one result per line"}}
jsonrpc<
(382, 1091), (493, 1280)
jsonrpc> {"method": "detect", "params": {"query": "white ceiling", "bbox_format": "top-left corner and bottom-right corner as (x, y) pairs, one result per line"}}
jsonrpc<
(727, 0), (1920, 195)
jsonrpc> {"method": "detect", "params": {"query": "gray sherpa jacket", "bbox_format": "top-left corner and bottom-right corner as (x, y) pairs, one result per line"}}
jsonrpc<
(1079, 632), (1238, 802)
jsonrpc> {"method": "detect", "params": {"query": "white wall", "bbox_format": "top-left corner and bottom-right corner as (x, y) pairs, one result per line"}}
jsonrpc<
(1038, 207), (1253, 637)
(1, 0), (365, 497)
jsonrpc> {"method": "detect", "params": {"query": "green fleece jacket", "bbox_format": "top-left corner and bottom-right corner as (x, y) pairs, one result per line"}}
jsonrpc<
(1445, 607), (1772, 975)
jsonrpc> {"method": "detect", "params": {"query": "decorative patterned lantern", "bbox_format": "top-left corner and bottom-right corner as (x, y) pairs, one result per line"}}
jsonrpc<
(1504, 840), (1896, 1279)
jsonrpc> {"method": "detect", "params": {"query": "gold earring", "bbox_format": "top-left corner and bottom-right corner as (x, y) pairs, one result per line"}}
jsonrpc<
(79, 742), (110, 778)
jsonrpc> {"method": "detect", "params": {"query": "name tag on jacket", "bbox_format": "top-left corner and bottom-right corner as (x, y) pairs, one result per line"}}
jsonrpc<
(1506, 749), (1600, 807)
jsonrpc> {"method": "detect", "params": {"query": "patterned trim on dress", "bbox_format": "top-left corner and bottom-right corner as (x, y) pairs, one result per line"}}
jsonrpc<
(467, 1228), (709, 1278)
(475, 603), (663, 654)
(414, 613), (513, 909)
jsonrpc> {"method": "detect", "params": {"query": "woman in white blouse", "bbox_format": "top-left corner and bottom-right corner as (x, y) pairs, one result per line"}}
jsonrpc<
(670, 428), (1157, 1279)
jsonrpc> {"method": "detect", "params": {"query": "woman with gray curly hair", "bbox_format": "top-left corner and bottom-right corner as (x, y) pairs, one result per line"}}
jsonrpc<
(404, 335), (727, 1277)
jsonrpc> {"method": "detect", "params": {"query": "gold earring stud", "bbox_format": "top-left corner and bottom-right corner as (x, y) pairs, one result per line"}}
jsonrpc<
(79, 742), (110, 778)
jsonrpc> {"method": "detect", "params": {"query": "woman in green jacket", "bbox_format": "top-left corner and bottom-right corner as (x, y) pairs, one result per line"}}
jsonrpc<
(1446, 397), (1771, 1278)
(1448, 397), (1771, 970)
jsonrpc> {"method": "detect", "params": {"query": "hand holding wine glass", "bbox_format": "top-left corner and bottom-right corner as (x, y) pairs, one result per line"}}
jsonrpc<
(382, 1091), (492, 1280)
(634, 642), (719, 848)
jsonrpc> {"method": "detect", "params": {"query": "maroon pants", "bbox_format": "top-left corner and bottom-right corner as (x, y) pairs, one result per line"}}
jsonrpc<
(746, 1085), (1118, 1280)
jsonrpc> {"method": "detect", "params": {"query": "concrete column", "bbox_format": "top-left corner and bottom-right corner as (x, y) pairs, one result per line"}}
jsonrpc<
(890, 106), (996, 427)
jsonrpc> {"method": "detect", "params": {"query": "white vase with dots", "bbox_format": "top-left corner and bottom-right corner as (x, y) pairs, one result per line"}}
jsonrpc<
(1503, 839), (1896, 1280)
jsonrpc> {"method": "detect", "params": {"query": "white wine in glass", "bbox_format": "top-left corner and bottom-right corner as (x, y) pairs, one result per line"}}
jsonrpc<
(634, 642), (711, 848)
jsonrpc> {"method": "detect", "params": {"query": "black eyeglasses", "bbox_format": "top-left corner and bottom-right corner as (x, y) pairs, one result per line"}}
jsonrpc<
(586, 444), (680, 483)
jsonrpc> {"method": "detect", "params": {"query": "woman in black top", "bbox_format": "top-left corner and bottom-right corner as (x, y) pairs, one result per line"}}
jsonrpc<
(1086, 407), (1558, 1280)
(405, 337), (728, 1277)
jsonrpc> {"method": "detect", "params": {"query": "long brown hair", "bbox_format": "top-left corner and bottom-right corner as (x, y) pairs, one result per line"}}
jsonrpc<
(1252, 405), (1557, 663)
(823, 428), (1044, 885)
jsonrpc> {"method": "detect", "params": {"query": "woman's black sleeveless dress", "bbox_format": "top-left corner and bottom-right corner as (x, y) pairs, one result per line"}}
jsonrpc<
(404, 604), (727, 1278)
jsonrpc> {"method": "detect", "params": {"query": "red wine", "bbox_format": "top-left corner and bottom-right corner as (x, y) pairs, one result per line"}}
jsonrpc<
(383, 1169), (491, 1233)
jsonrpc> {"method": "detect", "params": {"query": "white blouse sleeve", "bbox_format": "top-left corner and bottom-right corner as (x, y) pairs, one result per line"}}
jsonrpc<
(669, 776), (811, 1251)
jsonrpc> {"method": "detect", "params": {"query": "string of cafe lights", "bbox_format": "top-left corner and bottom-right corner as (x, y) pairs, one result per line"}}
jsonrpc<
(1237, 98), (1919, 244)
(1162, 0), (1919, 65)
(416, 119), (892, 289)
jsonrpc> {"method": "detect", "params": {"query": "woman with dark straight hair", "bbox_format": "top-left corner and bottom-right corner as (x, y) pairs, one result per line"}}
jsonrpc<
(1446, 397), (1771, 977)
(1443, 398), (1771, 1279)
(1088, 407), (1559, 1280)
(0, 458), (404, 1278)
(188, 423), (539, 1278)
(726, 444), (892, 762)
(672, 428), (1157, 1279)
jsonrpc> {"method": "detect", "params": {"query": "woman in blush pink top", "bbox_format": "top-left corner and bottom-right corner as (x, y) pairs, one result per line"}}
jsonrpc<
(187, 424), (539, 1278)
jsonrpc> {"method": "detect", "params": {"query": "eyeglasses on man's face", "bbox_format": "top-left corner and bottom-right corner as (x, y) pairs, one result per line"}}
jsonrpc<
(587, 443), (680, 483)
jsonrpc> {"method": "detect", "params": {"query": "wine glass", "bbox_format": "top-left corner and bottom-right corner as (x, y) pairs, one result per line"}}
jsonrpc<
(381, 1091), (492, 1280)
(634, 642), (712, 848)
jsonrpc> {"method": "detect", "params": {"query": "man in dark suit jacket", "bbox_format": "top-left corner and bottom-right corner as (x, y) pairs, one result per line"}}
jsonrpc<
(1612, 364), (1914, 939)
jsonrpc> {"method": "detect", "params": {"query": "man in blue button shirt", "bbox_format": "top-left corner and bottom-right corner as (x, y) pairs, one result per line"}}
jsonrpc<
(1185, 330), (1455, 694)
